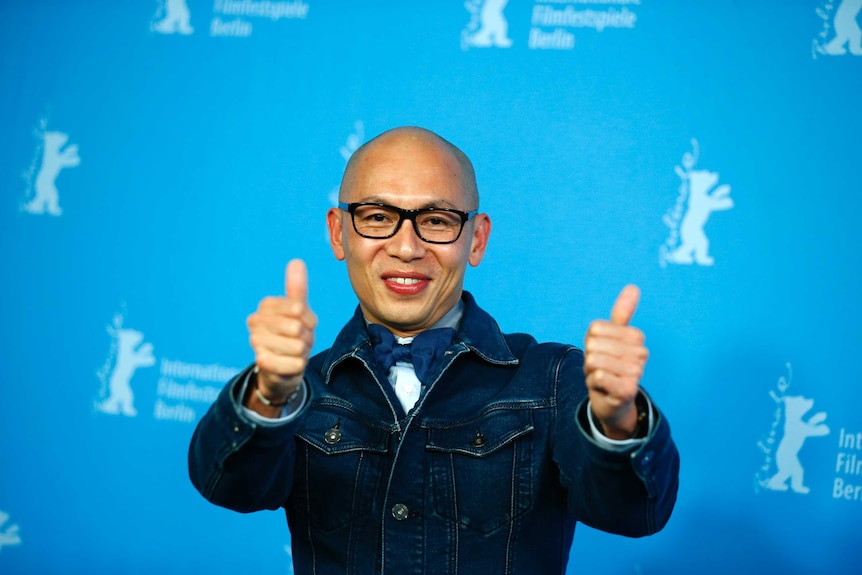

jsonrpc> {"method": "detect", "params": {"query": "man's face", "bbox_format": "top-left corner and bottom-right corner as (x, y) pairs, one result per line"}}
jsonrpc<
(327, 133), (491, 337)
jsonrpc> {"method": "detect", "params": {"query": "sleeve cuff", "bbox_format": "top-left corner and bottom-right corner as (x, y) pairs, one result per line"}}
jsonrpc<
(235, 368), (309, 427)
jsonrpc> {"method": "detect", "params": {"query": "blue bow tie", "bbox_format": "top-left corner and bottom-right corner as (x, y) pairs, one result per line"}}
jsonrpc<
(367, 324), (456, 384)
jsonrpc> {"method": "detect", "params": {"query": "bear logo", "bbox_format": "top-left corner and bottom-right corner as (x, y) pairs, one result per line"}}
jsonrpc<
(462, 0), (513, 50)
(152, 0), (194, 35)
(763, 395), (830, 494)
(815, 0), (862, 56)
(95, 315), (155, 417)
(660, 140), (734, 267)
(21, 131), (80, 217)
(662, 168), (733, 266)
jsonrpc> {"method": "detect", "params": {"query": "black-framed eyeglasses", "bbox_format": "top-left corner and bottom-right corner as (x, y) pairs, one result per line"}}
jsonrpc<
(338, 202), (478, 244)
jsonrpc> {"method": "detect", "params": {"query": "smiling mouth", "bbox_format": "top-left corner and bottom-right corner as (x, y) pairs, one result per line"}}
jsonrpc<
(382, 275), (429, 295)
(391, 277), (422, 285)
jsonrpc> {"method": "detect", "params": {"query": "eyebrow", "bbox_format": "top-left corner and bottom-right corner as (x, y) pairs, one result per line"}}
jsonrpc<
(353, 196), (461, 210)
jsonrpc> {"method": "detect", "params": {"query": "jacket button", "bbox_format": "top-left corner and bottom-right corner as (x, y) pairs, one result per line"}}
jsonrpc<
(324, 428), (342, 444)
(391, 503), (409, 521)
(471, 431), (487, 448)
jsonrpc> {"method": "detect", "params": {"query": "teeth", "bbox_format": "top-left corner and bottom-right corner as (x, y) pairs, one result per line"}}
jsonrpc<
(392, 277), (421, 285)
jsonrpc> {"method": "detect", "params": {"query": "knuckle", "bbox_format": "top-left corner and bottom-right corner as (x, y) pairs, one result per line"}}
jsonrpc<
(288, 339), (305, 356)
(283, 356), (307, 374)
(259, 296), (278, 309)
(284, 320), (302, 337)
(246, 312), (260, 328)
(605, 395), (623, 408)
(249, 332), (264, 350)
(254, 350), (273, 370)
(286, 300), (306, 317)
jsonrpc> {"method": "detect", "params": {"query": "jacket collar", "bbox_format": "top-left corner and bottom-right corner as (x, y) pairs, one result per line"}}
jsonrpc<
(320, 291), (518, 384)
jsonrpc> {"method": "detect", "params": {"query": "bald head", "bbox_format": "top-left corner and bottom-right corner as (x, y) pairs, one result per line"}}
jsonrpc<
(339, 126), (479, 209)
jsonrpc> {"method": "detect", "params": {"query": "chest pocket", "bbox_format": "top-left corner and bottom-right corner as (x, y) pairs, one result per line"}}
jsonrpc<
(293, 411), (391, 533)
(425, 409), (534, 535)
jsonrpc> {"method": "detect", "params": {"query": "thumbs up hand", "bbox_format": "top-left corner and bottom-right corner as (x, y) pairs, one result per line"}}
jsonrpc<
(246, 259), (318, 411)
(583, 285), (648, 439)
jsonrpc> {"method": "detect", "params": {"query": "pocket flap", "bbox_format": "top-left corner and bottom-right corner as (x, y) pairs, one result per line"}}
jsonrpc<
(297, 414), (390, 455)
(425, 409), (533, 457)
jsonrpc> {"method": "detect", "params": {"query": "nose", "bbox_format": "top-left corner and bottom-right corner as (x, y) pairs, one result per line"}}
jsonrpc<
(386, 216), (427, 261)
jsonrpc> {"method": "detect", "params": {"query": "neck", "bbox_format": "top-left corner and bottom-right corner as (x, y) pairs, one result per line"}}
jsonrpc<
(366, 300), (464, 337)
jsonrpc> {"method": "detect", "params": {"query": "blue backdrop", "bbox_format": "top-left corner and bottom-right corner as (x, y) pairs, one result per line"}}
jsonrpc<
(2, 1), (860, 573)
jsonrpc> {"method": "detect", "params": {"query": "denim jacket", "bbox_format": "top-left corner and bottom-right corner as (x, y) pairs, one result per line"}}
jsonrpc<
(188, 292), (679, 575)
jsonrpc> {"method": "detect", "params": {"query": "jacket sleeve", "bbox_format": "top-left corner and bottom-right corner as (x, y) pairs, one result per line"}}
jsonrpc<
(187, 366), (307, 513)
(550, 346), (680, 537)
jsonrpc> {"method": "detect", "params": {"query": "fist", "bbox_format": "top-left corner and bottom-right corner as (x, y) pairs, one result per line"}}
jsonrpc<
(583, 285), (648, 439)
(246, 259), (318, 400)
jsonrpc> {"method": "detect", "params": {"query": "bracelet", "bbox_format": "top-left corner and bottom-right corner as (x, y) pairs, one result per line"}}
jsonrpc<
(252, 366), (298, 408)
(631, 401), (649, 439)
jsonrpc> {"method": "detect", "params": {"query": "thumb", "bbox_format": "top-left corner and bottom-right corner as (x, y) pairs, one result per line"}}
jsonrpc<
(285, 259), (309, 302)
(610, 284), (640, 326)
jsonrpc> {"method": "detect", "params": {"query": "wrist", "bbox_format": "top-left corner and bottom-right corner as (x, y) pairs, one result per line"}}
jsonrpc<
(591, 394), (649, 440)
(249, 366), (300, 409)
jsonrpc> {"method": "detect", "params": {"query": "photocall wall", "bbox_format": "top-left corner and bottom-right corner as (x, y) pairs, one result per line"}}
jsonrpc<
(1, 1), (860, 573)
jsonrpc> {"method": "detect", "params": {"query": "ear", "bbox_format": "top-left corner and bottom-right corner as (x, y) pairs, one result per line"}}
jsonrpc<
(327, 207), (346, 261)
(467, 213), (491, 267)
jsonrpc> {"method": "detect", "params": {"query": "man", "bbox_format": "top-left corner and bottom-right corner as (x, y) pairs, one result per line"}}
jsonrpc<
(188, 126), (679, 574)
